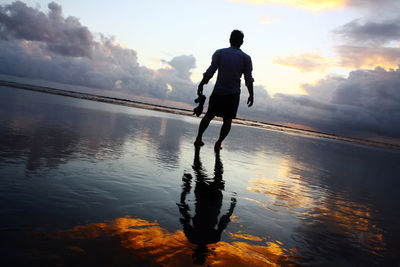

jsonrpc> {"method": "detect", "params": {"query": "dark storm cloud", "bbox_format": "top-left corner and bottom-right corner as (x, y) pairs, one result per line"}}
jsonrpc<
(276, 67), (400, 137)
(333, 67), (400, 111)
(334, 17), (400, 46)
(237, 66), (400, 139)
(0, 1), (197, 104)
(0, 1), (93, 57)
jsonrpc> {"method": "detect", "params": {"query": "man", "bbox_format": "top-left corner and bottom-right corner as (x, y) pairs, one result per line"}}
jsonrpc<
(194, 29), (254, 152)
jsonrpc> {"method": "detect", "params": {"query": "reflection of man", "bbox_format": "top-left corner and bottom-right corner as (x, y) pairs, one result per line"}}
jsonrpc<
(194, 30), (254, 152)
(177, 148), (236, 265)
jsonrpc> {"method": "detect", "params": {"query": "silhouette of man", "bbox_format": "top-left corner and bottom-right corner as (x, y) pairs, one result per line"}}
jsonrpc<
(194, 29), (254, 152)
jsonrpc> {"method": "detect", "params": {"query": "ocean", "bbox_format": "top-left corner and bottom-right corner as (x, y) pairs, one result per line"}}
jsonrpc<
(1, 85), (399, 266)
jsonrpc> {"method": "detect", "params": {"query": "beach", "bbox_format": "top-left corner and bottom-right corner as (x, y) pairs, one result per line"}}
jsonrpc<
(2, 79), (398, 150)
(1, 85), (400, 266)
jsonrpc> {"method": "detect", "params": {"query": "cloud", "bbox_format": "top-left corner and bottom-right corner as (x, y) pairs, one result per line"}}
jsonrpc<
(231, 0), (400, 12)
(282, 67), (400, 137)
(334, 17), (400, 46)
(273, 53), (335, 72)
(0, 1), (93, 57)
(347, 0), (400, 12)
(236, 66), (400, 140)
(336, 46), (400, 69)
(332, 67), (400, 110)
(330, 16), (400, 136)
(0, 1), (197, 104)
(270, 15), (399, 73)
(302, 75), (345, 102)
(231, 0), (345, 12)
(162, 55), (196, 80)
(333, 16), (400, 70)
(262, 8), (400, 140)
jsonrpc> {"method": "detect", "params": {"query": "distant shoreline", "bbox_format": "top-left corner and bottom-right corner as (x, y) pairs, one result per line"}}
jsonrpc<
(1, 79), (399, 151)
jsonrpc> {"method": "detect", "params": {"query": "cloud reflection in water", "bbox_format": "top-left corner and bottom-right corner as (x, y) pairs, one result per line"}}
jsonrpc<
(28, 149), (297, 266)
(245, 156), (387, 263)
(30, 216), (296, 266)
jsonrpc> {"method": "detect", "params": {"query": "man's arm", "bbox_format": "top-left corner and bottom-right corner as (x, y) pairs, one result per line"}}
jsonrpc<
(198, 50), (220, 96)
(197, 77), (208, 96)
(244, 55), (254, 107)
(246, 81), (254, 107)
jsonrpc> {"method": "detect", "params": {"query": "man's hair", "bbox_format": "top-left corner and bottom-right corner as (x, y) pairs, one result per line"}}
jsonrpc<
(230, 30), (244, 47)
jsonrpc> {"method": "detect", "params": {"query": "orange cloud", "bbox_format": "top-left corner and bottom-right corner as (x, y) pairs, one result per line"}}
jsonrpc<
(336, 46), (400, 70)
(231, 0), (346, 12)
(273, 52), (335, 73)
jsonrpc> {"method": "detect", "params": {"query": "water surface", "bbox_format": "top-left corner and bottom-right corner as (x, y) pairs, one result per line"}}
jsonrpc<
(1, 86), (399, 266)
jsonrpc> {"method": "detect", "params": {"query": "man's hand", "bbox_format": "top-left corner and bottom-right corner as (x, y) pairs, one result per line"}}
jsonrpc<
(246, 82), (254, 107)
(247, 95), (254, 107)
(197, 84), (204, 96)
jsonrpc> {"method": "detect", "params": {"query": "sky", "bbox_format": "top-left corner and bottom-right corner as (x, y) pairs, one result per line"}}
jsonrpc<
(0, 0), (400, 143)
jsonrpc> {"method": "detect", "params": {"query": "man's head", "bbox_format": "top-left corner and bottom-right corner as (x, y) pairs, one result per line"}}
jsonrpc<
(230, 30), (244, 48)
(229, 30), (244, 47)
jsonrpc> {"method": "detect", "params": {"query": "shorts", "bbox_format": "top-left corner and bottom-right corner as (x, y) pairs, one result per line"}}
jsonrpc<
(206, 93), (240, 119)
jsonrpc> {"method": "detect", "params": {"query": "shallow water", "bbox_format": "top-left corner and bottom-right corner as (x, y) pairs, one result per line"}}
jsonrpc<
(1, 86), (400, 266)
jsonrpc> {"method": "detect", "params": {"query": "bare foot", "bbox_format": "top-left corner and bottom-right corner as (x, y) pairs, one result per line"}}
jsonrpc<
(194, 139), (204, 147)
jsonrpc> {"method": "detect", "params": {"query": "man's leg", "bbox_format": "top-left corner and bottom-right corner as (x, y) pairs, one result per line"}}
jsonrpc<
(214, 117), (232, 152)
(194, 113), (214, 147)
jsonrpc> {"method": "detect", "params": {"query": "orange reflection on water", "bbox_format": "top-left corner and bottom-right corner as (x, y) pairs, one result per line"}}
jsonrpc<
(229, 232), (263, 242)
(35, 216), (297, 266)
(315, 199), (386, 254)
(247, 175), (314, 211)
(246, 171), (386, 256)
(53, 217), (192, 266)
(247, 156), (314, 211)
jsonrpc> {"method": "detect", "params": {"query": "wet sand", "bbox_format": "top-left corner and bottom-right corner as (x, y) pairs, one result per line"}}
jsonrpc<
(1, 84), (400, 266)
